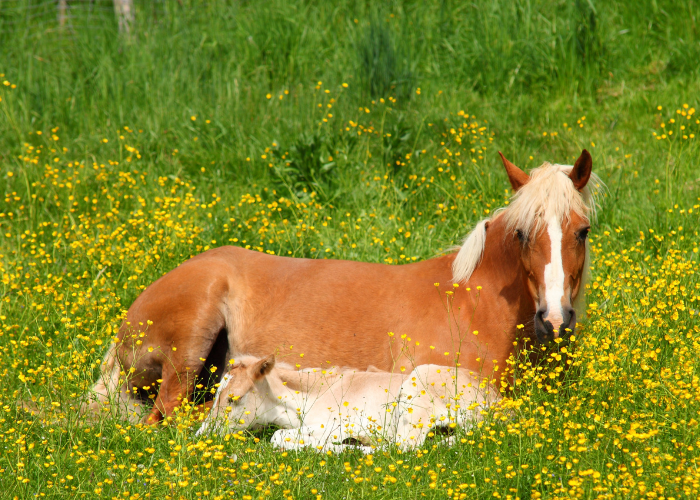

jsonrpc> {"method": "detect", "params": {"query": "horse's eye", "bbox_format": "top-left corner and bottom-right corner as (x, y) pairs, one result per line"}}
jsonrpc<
(577, 227), (590, 242)
(515, 229), (526, 243)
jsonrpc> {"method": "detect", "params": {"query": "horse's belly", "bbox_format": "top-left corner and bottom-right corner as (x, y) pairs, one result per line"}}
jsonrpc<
(234, 321), (398, 371)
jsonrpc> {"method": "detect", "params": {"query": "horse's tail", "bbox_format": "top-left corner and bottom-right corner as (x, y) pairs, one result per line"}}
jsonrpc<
(83, 343), (142, 422)
(89, 343), (121, 405)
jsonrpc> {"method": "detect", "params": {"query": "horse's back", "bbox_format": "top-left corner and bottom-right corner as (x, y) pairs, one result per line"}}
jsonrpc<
(202, 247), (458, 370)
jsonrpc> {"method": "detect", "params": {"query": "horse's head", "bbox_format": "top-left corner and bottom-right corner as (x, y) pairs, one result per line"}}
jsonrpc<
(196, 354), (276, 436)
(499, 150), (597, 343)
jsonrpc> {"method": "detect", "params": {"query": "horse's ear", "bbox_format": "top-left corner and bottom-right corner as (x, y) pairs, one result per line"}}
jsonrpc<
(498, 152), (530, 192)
(570, 149), (593, 191)
(251, 354), (276, 380)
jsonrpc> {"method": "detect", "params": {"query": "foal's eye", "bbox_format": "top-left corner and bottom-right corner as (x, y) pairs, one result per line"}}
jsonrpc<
(515, 229), (526, 243)
(577, 227), (590, 242)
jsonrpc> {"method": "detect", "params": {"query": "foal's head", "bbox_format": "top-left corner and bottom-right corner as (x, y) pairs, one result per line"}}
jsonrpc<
(198, 354), (276, 435)
(500, 150), (598, 342)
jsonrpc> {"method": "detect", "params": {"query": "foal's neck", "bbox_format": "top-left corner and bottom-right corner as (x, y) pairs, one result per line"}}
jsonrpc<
(255, 371), (304, 428)
(263, 368), (339, 426)
(267, 368), (348, 422)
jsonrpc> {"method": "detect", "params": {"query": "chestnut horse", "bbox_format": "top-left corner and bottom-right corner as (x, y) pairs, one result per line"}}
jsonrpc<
(88, 150), (601, 423)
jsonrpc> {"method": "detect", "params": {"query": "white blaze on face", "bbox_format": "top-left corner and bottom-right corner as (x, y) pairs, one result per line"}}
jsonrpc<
(214, 373), (232, 405)
(211, 374), (232, 414)
(543, 215), (565, 327)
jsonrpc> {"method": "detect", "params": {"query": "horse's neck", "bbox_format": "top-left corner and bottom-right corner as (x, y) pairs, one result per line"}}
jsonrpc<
(472, 215), (534, 323)
(474, 216), (524, 282)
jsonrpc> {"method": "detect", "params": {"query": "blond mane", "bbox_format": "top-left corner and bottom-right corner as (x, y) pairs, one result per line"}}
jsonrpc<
(452, 162), (603, 287)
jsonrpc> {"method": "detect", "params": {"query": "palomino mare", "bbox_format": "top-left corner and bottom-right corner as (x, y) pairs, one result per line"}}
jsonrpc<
(89, 150), (600, 423)
(195, 355), (498, 452)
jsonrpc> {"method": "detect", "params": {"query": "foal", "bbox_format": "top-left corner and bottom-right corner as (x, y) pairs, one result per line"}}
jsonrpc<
(197, 355), (498, 451)
(196, 355), (407, 450)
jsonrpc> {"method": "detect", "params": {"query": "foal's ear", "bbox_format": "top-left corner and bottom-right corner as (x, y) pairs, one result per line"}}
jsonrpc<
(251, 354), (276, 380)
(498, 152), (530, 192)
(570, 149), (593, 191)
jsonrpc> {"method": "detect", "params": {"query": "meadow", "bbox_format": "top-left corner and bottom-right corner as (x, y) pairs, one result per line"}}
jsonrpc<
(1, 0), (700, 498)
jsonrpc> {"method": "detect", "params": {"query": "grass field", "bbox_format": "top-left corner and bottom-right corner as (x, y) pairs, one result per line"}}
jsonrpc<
(1, 0), (700, 498)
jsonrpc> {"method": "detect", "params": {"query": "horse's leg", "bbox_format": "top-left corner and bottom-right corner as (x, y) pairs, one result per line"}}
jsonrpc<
(146, 367), (176, 424)
(121, 300), (228, 425)
(144, 332), (222, 424)
(145, 361), (194, 424)
(85, 345), (118, 408)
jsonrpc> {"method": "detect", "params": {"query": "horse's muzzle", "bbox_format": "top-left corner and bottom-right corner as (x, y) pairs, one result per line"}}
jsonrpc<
(534, 306), (576, 343)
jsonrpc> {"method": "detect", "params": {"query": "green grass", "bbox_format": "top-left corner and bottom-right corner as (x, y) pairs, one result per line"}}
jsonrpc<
(1, 0), (700, 498)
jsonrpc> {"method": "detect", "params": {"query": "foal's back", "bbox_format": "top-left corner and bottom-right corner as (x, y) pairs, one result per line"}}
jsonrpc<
(278, 367), (408, 418)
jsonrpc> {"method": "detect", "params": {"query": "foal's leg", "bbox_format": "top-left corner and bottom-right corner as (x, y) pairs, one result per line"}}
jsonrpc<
(395, 405), (435, 450)
(271, 426), (323, 450)
(271, 428), (301, 450)
(272, 424), (345, 452)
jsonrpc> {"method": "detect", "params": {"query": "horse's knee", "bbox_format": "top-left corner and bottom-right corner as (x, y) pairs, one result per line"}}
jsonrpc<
(145, 405), (163, 424)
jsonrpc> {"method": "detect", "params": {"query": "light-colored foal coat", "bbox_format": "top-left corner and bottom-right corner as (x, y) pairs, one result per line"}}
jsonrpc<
(196, 356), (499, 452)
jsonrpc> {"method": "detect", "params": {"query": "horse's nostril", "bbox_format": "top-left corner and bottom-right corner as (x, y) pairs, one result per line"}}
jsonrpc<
(563, 306), (576, 327)
(558, 306), (577, 338)
(536, 309), (545, 323)
(534, 308), (555, 341)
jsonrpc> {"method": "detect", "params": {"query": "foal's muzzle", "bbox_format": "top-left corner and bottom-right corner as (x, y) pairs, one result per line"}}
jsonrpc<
(534, 306), (576, 342)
